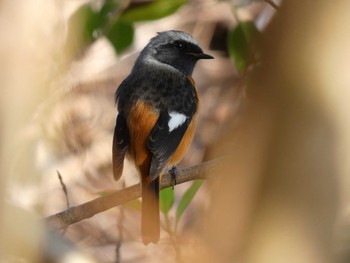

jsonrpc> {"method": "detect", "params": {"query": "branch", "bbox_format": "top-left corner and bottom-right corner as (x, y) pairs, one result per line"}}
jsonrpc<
(46, 158), (222, 230)
(263, 0), (279, 10)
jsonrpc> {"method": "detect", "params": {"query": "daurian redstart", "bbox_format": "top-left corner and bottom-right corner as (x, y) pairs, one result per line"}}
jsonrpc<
(112, 30), (213, 245)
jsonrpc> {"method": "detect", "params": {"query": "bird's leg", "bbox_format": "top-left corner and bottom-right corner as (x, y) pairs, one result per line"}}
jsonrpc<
(168, 166), (177, 190)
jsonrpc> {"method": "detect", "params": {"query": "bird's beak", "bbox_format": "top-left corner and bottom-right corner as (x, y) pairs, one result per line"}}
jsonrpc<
(196, 53), (214, 59)
(188, 52), (214, 60)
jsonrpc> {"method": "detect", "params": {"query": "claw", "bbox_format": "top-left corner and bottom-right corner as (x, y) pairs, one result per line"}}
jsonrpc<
(169, 166), (177, 190)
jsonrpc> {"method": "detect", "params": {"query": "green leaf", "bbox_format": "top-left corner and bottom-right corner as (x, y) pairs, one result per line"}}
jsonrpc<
(99, 0), (119, 19)
(73, 4), (103, 42)
(107, 20), (134, 54)
(120, 0), (187, 22)
(175, 180), (203, 224)
(160, 187), (174, 214)
(65, 4), (105, 55)
(228, 21), (259, 73)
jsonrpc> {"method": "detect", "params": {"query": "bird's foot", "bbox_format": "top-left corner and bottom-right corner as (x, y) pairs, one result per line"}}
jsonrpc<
(169, 166), (177, 190)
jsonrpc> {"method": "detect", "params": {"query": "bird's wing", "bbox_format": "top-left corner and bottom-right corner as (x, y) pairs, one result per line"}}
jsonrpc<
(146, 111), (192, 180)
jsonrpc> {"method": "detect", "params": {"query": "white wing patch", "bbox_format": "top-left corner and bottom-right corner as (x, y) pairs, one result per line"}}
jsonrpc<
(168, 112), (187, 132)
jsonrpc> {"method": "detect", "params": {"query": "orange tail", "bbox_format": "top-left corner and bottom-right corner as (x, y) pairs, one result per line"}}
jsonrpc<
(141, 175), (160, 245)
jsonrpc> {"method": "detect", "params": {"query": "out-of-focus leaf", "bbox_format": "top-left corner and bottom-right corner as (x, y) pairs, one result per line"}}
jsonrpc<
(65, 4), (105, 55)
(228, 21), (259, 73)
(99, 0), (119, 19)
(120, 0), (187, 22)
(125, 199), (142, 211)
(107, 20), (134, 54)
(175, 180), (203, 224)
(68, 4), (101, 44)
(160, 187), (174, 214)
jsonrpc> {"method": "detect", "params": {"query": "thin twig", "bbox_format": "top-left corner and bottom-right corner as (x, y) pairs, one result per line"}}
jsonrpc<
(46, 158), (222, 230)
(57, 170), (70, 209)
(263, 0), (279, 10)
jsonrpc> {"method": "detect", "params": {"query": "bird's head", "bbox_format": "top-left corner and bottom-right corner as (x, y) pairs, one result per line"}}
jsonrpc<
(139, 30), (213, 76)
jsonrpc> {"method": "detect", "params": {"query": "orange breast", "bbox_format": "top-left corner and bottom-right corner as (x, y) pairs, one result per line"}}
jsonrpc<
(127, 101), (158, 174)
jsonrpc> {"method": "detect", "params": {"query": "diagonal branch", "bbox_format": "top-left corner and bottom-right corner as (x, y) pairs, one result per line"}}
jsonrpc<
(46, 158), (222, 230)
(263, 0), (279, 10)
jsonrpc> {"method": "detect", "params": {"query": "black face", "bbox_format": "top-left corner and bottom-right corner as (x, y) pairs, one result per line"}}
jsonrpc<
(153, 40), (213, 76)
(171, 40), (204, 57)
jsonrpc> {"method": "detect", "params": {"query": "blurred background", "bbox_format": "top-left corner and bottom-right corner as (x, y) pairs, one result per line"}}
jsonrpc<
(1, 0), (350, 262)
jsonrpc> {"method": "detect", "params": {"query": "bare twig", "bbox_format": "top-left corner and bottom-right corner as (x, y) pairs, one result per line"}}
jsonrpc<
(57, 171), (70, 209)
(263, 0), (279, 10)
(46, 158), (222, 230)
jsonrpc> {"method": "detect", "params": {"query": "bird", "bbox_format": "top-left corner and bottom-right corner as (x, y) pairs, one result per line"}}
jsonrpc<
(112, 30), (213, 245)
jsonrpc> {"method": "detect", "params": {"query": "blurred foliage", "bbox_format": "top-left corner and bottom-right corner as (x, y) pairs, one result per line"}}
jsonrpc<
(160, 180), (203, 241)
(160, 187), (174, 214)
(107, 20), (134, 54)
(66, 0), (187, 56)
(228, 21), (259, 73)
(176, 180), (203, 225)
(120, 0), (187, 22)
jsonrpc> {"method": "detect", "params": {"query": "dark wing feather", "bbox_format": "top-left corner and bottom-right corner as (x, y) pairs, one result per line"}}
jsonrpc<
(112, 113), (130, 180)
(146, 112), (191, 180)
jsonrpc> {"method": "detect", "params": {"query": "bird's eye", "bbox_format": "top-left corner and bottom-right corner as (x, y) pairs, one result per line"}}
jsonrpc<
(174, 41), (185, 50)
